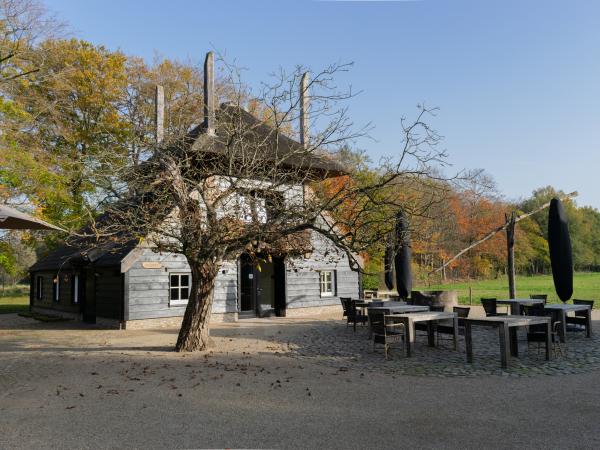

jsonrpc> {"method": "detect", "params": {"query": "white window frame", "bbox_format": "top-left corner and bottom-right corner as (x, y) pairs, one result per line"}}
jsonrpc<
(53, 275), (60, 302)
(36, 276), (43, 300)
(72, 274), (79, 304)
(169, 273), (191, 306)
(319, 270), (335, 297)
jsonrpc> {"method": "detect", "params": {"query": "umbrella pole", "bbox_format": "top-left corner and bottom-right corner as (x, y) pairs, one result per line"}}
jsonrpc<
(505, 212), (517, 299)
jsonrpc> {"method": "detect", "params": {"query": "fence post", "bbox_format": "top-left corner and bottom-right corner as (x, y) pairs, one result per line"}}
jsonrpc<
(469, 286), (472, 305)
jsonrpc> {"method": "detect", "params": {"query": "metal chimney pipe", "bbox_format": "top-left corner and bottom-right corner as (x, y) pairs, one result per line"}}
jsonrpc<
(299, 72), (309, 149)
(155, 85), (164, 144)
(204, 51), (216, 136)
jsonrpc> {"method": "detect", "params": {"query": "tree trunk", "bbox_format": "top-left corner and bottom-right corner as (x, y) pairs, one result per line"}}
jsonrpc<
(175, 261), (219, 352)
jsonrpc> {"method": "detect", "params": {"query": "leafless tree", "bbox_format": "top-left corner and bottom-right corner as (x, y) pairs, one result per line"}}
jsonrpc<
(82, 53), (455, 352)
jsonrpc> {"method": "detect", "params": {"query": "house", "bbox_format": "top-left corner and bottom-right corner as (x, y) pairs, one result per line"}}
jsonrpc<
(28, 53), (361, 329)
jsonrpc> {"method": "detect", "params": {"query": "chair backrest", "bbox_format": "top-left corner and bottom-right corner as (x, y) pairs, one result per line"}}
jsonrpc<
(530, 294), (548, 303)
(343, 298), (357, 317)
(367, 309), (386, 335)
(340, 297), (351, 312)
(453, 306), (470, 318)
(573, 299), (594, 316)
(480, 298), (498, 316)
(523, 303), (545, 316)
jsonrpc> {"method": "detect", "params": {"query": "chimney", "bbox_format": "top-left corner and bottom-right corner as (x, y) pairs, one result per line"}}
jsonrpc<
(154, 84), (164, 144)
(203, 51), (216, 135)
(299, 72), (310, 149)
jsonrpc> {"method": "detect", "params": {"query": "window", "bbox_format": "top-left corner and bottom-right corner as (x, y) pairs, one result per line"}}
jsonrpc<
(170, 273), (190, 306)
(36, 276), (44, 300)
(53, 275), (60, 302)
(72, 274), (79, 304)
(320, 270), (335, 297)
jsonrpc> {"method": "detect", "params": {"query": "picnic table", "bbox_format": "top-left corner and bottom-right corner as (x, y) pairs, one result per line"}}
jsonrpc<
(544, 303), (592, 342)
(464, 315), (552, 369)
(391, 311), (458, 357)
(367, 302), (428, 314)
(497, 298), (545, 315)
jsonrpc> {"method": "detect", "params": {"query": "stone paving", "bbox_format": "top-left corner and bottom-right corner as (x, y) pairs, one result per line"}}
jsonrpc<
(285, 320), (600, 377)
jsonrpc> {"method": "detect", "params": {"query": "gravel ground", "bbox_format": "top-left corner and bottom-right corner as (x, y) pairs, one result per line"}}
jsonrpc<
(2, 311), (600, 449)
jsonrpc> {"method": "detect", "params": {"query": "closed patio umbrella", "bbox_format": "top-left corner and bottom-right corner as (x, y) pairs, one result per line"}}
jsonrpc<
(0, 205), (64, 231)
(384, 235), (394, 290)
(394, 209), (412, 299)
(548, 198), (573, 302)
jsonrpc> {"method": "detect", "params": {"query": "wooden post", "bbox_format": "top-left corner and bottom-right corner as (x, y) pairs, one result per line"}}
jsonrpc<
(469, 286), (472, 305)
(203, 51), (215, 136)
(506, 212), (516, 299)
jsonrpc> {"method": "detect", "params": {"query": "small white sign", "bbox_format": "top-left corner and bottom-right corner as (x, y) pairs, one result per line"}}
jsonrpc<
(142, 262), (162, 269)
(248, 274), (254, 279)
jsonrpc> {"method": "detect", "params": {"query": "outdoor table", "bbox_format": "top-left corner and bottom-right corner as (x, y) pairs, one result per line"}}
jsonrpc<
(464, 316), (552, 369)
(367, 302), (426, 314)
(389, 311), (458, 357)
(497, 298), (545, 315)
(544, 303), (592, 342)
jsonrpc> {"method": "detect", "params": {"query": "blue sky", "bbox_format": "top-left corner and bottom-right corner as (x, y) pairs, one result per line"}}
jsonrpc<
(45, 0), (600, 208)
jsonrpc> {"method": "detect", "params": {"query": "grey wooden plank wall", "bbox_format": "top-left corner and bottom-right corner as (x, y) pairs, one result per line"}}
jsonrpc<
(286, 230), (359, 309)
(124, 249), (238, 320)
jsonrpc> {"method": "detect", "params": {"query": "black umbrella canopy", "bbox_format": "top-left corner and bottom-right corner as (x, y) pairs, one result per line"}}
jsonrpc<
(394, 210), (412, 299)
(383, 235), (394, 291)
(548, 198), (573, 302)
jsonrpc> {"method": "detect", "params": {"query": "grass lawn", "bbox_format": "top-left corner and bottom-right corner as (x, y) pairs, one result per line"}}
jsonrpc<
(416, 272), (600, 307)
(0, 285), (29, 314)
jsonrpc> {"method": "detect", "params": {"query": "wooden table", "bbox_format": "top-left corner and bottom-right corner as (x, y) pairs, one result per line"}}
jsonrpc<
(544, 303), (592, 342)
(464, 316), (551, 369)
(390, 311), (458, 357)
(497, 298), (545, 315)
(368, 302), (427, 314)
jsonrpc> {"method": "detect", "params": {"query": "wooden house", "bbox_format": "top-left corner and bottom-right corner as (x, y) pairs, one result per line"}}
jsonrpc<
(29, 54), (360, 328)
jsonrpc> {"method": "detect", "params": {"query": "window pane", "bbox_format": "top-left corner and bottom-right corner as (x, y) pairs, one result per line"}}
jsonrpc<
(170, 288), (179, 300)
(180, 288), (189, 300)
(180, 275), (189, 287)
(170, 275), (179, 287)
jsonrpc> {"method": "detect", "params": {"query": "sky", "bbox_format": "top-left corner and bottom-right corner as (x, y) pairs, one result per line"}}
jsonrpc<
(44, 0), (600, 209)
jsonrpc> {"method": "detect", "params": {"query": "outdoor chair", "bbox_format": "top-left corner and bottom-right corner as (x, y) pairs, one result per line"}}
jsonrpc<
(344, 298), (368, 332)
(368, 309), (404, 359)
(529, 294), (548, 304)
(525, 306), (565, 358)
(340, 297), (351, 319)
(481, 298), (508, 317)
(436, 306), (470, 347)
(566, 299), (594, 332)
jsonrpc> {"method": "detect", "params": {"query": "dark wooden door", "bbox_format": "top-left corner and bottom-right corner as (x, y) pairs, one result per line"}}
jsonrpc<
(239, 254), (256, 313)
(81, 269), (96, 323)
(273, 257), (286, 317)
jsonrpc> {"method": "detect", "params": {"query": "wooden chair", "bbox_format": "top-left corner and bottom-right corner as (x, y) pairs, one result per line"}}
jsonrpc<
(344, 298), (368, 332)
(566, 299), (594, 332)
(481, 298), (508, 317)
(529, 294), (548, 304)
(437, 306), (470, 346)
(340, 297), (351, 319)
(367, 309), (404, 359)
(526, 307), (565, 357)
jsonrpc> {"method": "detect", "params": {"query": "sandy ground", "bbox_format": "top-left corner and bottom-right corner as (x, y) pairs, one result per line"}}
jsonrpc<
(2, 310), (600, 449)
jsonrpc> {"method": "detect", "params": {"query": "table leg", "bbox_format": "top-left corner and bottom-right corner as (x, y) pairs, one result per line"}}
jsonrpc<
(586, 308), (592, 338)
(545, 319), (552, 361)
(427, 320), (435, 347)
(509, 327), (518, 357)
(404, 317), (412, 357)
(465, 322), (473, 363)
(499, 324), (509, 369)
(453, 316), (458, 351)
(558, 310), (567, 343)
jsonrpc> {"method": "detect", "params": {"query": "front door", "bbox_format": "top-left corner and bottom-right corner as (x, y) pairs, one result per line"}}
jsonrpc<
(239, 254), (256, 314)
(81, 269), (96, 324)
